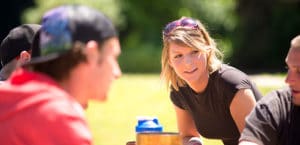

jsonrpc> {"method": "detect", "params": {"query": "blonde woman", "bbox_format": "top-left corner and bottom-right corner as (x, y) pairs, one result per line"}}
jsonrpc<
(161, 17), (262, 145)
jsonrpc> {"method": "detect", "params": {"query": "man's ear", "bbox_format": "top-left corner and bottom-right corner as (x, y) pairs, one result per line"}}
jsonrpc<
(19, 50), (31, 63)
(85, 40), (100, 62)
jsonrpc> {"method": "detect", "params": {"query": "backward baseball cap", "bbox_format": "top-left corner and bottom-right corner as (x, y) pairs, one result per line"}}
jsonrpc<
(29, 4), (117, 65)
(0, 24), (41, 67)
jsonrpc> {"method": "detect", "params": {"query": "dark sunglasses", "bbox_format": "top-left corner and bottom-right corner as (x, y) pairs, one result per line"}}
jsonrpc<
(163, 18), (198, 36)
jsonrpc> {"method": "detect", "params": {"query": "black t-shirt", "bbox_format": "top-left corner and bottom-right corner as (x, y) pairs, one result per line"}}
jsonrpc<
(170, 64), (262, 145)
(240, 87), (300, 145)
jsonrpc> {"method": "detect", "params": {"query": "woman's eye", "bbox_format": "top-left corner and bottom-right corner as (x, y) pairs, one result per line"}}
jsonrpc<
(192, 50), (199, 54)
(174, 54), (182, 58)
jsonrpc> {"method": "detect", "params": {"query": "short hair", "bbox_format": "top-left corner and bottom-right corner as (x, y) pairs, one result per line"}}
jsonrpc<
(291, 35), (300, 50)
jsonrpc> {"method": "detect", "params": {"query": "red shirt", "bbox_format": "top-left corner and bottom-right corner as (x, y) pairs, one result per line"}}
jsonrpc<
(0, 69), (92, 145)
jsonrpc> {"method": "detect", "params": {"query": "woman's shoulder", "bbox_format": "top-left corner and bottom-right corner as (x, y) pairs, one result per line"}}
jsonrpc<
(218, 64), (248, 76)
(213, 64), (250, 83)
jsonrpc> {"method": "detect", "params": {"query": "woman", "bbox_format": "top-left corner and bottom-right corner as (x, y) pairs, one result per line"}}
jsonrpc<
(161, 17), (262, 145)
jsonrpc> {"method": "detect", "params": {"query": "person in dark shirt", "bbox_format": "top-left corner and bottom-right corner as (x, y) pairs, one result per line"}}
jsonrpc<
(0, 24), (41, 81)
(161, 17), (262, 145)
(239, 35), (300, 145)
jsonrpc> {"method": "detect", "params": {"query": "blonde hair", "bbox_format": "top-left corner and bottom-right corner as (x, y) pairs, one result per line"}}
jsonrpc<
(161, 17), (223, 91)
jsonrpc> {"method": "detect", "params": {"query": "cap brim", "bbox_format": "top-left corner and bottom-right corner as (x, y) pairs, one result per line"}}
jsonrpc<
(22, 29), (61, 66)
(22, 53), (61, 66)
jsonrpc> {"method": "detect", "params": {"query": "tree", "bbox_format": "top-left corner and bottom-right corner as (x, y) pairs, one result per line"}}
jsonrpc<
(232, 0), (300, 72)
(22, 0), (124, 27)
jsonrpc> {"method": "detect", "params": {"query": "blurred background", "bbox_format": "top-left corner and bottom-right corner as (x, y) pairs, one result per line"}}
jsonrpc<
(1, 0), (299, 74)
(1, 1), (298, 145)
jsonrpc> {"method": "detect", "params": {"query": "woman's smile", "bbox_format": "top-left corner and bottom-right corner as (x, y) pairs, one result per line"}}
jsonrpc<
(184, 68), (198, 74)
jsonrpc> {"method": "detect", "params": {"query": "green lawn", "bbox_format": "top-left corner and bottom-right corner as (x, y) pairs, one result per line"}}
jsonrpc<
(85, 74), (285, 145)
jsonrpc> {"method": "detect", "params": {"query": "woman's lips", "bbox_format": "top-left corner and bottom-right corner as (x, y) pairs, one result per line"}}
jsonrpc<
(185, 68), (198, 74)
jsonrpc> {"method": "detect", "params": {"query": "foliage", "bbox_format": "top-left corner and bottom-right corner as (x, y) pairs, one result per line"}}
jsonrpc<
(22, 0), (124, 27)
(181, 0), (237, 62)
(119, 45), (162, 73)
(231, 0), (300, 72)
(21, 0), (300, 73)
(21, 0), (239, 73)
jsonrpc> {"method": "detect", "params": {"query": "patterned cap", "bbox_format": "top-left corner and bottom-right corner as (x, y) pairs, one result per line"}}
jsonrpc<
(29, 5), (117, 64)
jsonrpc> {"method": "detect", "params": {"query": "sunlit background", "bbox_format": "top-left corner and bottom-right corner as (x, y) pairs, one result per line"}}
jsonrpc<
(0, 0), (298, 144)
(1, 0), (299, 73)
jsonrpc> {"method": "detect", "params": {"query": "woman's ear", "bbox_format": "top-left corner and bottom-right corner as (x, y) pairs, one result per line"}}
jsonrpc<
(19, 50), (31, 63)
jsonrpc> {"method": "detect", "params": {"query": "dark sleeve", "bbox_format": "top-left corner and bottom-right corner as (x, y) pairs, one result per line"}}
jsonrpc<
(221, 66), (263, 101)
(221, 67), (254, 90)
(239, 90), (284, 145)
(170, 88), (186, 110)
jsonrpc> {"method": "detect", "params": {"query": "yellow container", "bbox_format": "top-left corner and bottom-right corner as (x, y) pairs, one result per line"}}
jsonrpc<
(136, 132), (182, 145)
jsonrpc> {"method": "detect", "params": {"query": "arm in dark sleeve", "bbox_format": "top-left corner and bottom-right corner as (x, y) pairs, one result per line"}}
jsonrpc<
(239, 91), (282, 145)
(170, 87), (186, 110)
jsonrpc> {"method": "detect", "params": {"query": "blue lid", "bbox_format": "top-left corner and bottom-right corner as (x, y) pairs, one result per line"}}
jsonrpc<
(135, 116), (163, 133)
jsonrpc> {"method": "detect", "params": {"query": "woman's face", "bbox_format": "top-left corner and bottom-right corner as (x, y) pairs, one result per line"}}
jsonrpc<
(168, 42), (208, 85)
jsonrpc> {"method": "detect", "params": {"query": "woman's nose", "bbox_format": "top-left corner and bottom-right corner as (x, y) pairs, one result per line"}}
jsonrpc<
(184, 55), (193, 66)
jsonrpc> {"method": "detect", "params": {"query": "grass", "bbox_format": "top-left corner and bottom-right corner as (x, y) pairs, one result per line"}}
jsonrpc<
(85, 74), (285, 145)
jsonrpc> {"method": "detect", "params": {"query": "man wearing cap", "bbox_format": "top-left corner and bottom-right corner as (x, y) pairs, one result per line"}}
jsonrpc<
(0, 24), (41, 82)
(0, 5), (121, 145)
(239, 35), (300, 145)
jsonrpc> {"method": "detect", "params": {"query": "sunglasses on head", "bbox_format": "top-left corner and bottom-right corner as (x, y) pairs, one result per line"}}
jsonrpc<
(163, 17), (199, 36)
